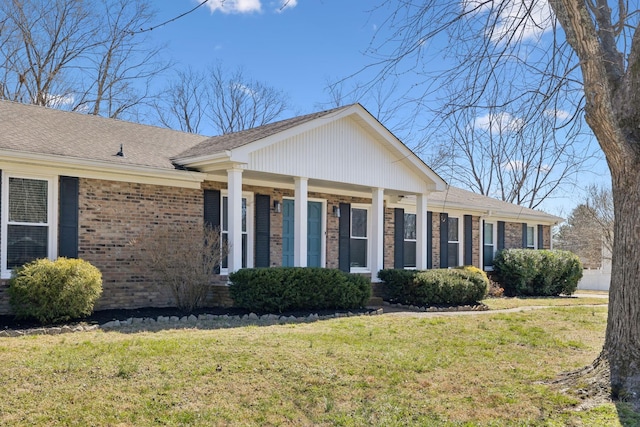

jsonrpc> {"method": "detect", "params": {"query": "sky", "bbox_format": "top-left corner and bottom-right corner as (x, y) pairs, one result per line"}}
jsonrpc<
(143, 0), (610, 217)
(149, 0), (379, 117)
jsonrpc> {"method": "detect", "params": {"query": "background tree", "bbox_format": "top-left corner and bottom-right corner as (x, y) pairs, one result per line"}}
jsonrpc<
(155, 64), (290, 135)
(0, 0), (166, 119)
(555, 203), (607, 268)
(359, 0), (640, 409)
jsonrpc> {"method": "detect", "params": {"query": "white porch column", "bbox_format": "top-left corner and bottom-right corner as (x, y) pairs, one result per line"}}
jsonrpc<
(294, 177), (308, 267)
(370, 187), (385, 282)
(227, 167), (244, 273)
(416, 193), (428, 270)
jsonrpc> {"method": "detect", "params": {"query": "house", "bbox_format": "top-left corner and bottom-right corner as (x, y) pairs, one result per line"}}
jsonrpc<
(0, 100), (561, 313)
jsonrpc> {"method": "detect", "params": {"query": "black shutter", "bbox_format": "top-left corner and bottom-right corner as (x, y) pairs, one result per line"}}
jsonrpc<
(58, 176), (79, 258)
(537, 224), (544, 250)
(522, 223), (528, 248)
(464, 214), (473, 266)
(204, 189), (221, 273)
(338, 203), (351, 272)
(439, 213), (449, 268)
(497, 221), (505, 251)
(426, 211), (433, 269)
(254, 194), (270, 267)
(394, 208), (404, 268)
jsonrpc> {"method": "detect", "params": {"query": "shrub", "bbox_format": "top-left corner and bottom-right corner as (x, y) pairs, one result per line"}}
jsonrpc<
(413, 269), (489, 305)
(229, 267), (371, 313)
(493, 249), (583, 296)
(377, 269), (419, 304)
(131, 224), (227, 311)
(8, 257), (103, 324)
(378, 268), (489, 306)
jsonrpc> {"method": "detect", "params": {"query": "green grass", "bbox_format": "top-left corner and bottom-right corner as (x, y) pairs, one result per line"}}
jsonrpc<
(0, 305), (628, 426)
(483, 295), (608, 310)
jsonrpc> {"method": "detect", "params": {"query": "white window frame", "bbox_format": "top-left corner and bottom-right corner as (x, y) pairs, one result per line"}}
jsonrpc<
(526, 224), (537, 249)
(447, 216), (463, 268)
(483, 221), (498, 271)
(1, 172), (58, 279)
(350, 204), (371, 273)
(220, 191), (254, 275)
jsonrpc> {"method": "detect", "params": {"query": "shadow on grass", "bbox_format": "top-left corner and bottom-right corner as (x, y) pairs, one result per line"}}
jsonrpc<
(616, 402), (640, 426)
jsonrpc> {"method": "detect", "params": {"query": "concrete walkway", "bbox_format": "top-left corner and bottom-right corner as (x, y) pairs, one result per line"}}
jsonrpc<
(382, 297), (609, 318)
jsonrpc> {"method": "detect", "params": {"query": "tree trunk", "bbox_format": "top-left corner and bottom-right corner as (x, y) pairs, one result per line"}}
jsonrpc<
(603, 158), (640, 403)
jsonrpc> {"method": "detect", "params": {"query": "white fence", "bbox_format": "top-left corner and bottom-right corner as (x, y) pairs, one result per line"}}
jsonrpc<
(578, 268), (611, 291)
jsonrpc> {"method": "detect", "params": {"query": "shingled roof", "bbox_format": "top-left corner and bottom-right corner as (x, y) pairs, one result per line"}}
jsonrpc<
(0, 100), (205, 170)
(173, 105), (352, 160)
(429, 186), (563, 223)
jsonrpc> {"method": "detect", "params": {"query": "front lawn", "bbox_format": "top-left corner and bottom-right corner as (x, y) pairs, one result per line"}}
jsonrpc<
(0, 305), (632, 426)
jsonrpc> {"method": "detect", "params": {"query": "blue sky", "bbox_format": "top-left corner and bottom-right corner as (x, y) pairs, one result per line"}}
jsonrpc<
(150, 1), (378, 116)
(144, 0), (610, 216)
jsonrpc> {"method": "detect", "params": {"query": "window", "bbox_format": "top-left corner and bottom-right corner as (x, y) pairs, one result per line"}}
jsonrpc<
(526, 225), (536, 249)
(483, 222), (496, 269)
(447, 217), (460, 267)
(220, 194), (253, 271)
(404, 213), (416, 268)
(350, 207), (369, 269)
(2, 175), (56, 277)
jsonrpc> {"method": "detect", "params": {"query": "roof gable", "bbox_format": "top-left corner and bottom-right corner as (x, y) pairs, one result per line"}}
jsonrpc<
(177, 104), (446, 193)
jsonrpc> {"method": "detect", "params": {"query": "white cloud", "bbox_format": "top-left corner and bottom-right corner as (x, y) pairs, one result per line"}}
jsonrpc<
(474, 112), (524, 133)
(502, 159), (551, 172)
(462, 0), (554, 43)
(277, 0), (297, 12)
(544, 109), (570, 120)
(46, 93), (75, 108)
(502, 159), (527, 172)
(204, 0), (297, 14)
(205, 0), (262, 14)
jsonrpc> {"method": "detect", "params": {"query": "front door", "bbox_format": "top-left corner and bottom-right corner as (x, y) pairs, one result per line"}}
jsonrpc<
(281, 200), (323, 267)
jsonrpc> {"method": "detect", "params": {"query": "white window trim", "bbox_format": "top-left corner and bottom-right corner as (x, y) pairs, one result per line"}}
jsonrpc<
(448, 216), (463, 268)
(220, 190), (254, 275)
(483, 221), (498, 271)
(1, 172), (58, 279)
(526, 224), (537, 249)
(350, 204), (371, 273)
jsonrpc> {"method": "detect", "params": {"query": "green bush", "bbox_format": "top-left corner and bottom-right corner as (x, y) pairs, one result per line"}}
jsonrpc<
(8, 257), (103, 324)
(492, 249), (583, 296)
(377, 269), (419, 304)
(229, 267), (371, 313)
(378, 267), (489, 306)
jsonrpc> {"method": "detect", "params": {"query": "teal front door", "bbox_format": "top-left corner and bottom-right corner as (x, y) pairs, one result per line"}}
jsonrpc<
(281, 200), (323, 267)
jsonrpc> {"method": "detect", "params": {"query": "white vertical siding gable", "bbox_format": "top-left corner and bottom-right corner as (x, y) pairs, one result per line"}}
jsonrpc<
(248, 117), (428, 192)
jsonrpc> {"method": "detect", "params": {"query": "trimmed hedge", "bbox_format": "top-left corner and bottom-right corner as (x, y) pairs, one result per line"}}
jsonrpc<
(492, 249), (583, 296)
(8, 257), (103, 324)
(378, 266), (489, 306)
(228, 267), (371, 313)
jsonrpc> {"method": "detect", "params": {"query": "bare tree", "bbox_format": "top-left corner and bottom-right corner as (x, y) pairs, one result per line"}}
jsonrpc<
(154, 67), (208, 134)
(0, 0), (166, 119)
(361, 0), (640, 408)
(435, 97), (594, 209)
(206, 64), (290, 134)
(555, 203), (606, 268)
(154, 64), (290, 135)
